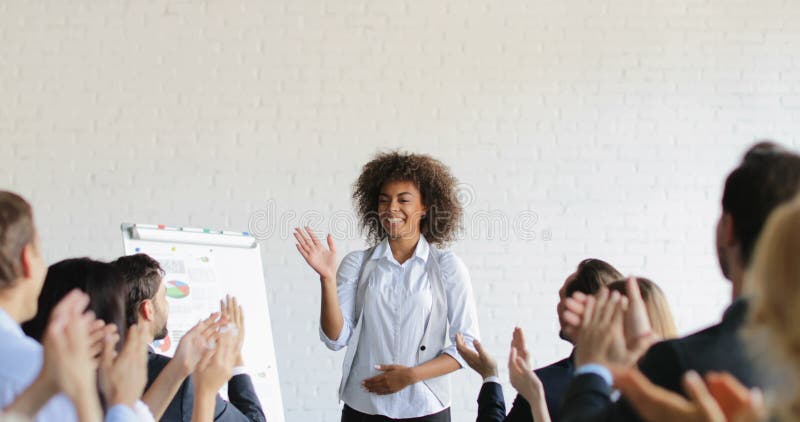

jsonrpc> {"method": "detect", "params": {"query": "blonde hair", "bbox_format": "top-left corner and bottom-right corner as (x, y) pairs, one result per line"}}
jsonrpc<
(745, 195), (800, 420)
(607, 277), (678, 339)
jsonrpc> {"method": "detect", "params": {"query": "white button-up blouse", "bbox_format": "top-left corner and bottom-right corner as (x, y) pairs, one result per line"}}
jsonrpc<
(320, 236), (480, 418)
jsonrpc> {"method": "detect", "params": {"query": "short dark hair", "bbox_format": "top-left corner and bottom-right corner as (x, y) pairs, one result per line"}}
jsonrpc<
(22, 258), (127, 343)
(353, 151), (463, 248)
(0, 191), (36, 288)
(565, 258), (622, 298)
(722, 142), (800, 266)
(110, 253), (164, 328)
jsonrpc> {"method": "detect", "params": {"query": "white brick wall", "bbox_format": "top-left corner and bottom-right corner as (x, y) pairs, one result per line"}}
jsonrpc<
(2, 1), (800, 420)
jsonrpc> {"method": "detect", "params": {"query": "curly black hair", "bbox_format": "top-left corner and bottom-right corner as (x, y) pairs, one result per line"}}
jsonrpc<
(353, 151), (463, 248)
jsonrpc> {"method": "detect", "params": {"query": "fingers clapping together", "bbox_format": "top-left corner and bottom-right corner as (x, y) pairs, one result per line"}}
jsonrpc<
(456, 328), (551, 422)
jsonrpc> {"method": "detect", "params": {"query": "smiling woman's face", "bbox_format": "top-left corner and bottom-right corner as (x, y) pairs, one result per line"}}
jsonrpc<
(378, 180), (427, 240)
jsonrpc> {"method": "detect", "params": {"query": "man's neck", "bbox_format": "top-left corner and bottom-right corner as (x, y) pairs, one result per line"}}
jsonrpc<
(727, 259), (745, 301)
(0, 292), (26, 324)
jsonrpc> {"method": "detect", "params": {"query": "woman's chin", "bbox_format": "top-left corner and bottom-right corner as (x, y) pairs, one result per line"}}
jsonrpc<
(384, 227), (413, 239)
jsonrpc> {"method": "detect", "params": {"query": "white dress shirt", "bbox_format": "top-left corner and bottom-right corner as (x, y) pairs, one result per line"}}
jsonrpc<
(320, 236), (480, 418)
(0, 307), (141, 422)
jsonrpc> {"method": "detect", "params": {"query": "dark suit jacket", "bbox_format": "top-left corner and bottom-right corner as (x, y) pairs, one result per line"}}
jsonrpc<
(477, 351), (575, 422)
(147, 350), (266, 422)
(560, 299), (759, 422)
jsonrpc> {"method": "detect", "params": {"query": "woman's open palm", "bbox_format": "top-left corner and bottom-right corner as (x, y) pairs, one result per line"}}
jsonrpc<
(294, 226), (338, 280)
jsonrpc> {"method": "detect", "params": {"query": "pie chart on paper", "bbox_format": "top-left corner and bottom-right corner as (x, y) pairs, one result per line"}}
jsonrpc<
(153, 335), (172, 353)
(166, 280), (191, 299)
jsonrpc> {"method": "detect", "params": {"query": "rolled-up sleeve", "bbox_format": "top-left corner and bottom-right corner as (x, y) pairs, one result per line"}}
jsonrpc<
(319, 250), (365, 350)
(438, 251), (480, 368)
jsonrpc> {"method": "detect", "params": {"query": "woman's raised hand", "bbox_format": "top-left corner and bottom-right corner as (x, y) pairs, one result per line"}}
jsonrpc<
(294, 226), (338, 280)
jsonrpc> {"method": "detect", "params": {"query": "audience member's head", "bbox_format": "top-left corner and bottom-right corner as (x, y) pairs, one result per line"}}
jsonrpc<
(558, 258), (622, 342)
(745, 195), (800, 420)
(0, 191), (47, 323)
(718, 142), (800, 283)
(110, 253), (168, 341)
(607, 277), (678, 339)
(22, 258), (127, 342)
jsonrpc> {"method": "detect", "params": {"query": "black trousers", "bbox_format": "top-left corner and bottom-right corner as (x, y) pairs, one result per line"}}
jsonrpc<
(341, 405), (451, 422)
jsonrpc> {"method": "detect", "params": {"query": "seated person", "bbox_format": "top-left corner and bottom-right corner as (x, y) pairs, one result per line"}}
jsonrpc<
(5, 290), (147, 422)
(22, 258), (154, 421)
(111, 254), (265, 422)
(611, 194), (800, 422)
(558, 142), (800, 422)
(457, 258), (621, 422)
(459, 275), (677, 422)
(0, 191), (142, 422)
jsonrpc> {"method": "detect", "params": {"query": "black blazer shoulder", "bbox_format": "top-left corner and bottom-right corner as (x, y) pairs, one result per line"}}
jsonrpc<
(638, 298), (758, 394)
(531, 354), (574, 422)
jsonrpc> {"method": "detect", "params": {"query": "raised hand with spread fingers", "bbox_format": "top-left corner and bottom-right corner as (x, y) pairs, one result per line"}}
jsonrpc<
(293, 226), (345, 343)
(294, 226), (338, 281)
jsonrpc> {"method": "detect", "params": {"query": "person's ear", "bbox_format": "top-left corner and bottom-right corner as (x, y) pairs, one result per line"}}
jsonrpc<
(139, 299), (155, 322)
(720, 213), (737, 248)
(20, 242), (36, 279)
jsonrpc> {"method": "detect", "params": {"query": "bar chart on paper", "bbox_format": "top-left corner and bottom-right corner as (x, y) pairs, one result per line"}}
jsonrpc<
(121, 223), (285, 422)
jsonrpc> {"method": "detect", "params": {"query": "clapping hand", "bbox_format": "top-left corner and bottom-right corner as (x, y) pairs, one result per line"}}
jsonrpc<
(621, 277), (660, 358)
(88, 319), (119, 367)
(220, 295), (245, 366)
(5, 290), (106, 421)
(194, 328), (239, 395)
(564, 278), (659, 363)
(614, 367), (765, 422)
(42, 290), (97, 399)
(560, 291), (588, 342)
(192, 325), (239, 422)
(98, 321), (151, 408)
(508, 328), (546, 408)
(173, 313), (223, 375)
(575, 288), (630, 368)
(455, 333), (498, 379)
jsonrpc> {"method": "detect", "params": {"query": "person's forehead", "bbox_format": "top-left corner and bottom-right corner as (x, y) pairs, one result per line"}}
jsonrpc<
(381, 180), (418, 193)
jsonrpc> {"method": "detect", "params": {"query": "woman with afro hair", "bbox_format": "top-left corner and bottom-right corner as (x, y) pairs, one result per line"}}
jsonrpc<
(294, 151), (480, 421)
